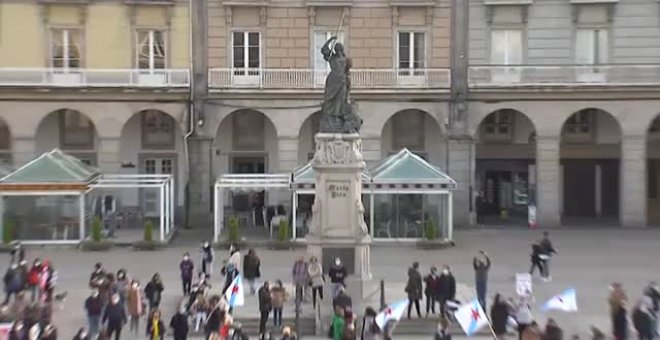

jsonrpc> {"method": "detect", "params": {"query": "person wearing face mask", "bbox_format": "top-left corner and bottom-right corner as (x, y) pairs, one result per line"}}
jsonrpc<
(200, 242), (214, 278)
(115, 269), (130, 307)
(424, 266), (439, 316)
(145, 273), (164, 312)
(436, 265), (456, 316)
(126, 280), (144, 334)
(329, 257), (347, 300)
(102, 293), (126, 340)
(85, 289), (103, 338)
(180, 252), (195, 296)
(26, 259), (41, 302)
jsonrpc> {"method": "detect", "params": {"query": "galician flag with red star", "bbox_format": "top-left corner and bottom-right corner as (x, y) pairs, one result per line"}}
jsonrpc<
(224, 274), (245, 307)
(543, 288), (577, 312)
(375, 299), (408, 329)
(455, 299), (489, 336)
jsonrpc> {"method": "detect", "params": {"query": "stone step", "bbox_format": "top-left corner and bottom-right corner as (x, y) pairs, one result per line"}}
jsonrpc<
(188, 317), (317, 337)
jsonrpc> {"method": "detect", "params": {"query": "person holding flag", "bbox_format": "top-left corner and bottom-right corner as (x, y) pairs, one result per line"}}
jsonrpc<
(224, 273), (245, 312)
(455, 299), (490, 337)
(375, 299), (408, 330)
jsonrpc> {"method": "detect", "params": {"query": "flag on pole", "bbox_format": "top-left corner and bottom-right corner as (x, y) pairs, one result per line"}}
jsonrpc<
(224, 274), (245, 307)
(542, 288), (577, 312)
(375, 299), (408, 329)
(455, 299), (489, 336)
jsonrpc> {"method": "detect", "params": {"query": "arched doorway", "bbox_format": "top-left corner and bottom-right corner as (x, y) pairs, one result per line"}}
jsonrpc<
(214, 109), (279, 232)
(374, 109), (444, 238)
(35, 109), (97, 165)
(475, 109), (536, 225)
(119, 109), (183, 219)
(646, 116), (660, 225)
(560, 108), (621, 224)
(298, 111), (322, 163)
(380, 109), (444, 163)
(0, 118), (11, 166)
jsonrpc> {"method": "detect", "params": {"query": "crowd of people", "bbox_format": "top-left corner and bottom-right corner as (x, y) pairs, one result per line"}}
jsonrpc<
(2, 244), (61, 339)
(3, 231), (660, 340)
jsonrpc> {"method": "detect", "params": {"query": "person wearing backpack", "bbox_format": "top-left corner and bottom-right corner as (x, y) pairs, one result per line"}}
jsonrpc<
(360, 307), (381, 340)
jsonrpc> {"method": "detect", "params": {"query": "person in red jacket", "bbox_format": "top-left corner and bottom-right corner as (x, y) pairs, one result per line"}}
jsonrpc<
(26, 259), (42, 302)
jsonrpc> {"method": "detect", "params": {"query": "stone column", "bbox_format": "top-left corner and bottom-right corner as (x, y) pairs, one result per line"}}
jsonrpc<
(447, 136), (473, 227)
(97, 137), (121, 172)
(12, 137), (36, 166)
(277, 136), (299, 172)
(621, 135), (647, 228)
(536, 136), (561, 227)
(187, 135), (213, 227)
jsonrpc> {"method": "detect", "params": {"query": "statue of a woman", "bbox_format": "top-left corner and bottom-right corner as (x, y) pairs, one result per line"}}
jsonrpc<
(320, 36), (348, 131)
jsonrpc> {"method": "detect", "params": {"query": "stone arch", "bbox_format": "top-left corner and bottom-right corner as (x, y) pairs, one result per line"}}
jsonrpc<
(559, 108), (622, 222)
(214, 109), (279, 174)
(297, 111), (322, 164)
(380, 109), (444, 165)
(35, 109), (98, 163)
(474, 109), (536, 226)
(645, 114), (660, 225)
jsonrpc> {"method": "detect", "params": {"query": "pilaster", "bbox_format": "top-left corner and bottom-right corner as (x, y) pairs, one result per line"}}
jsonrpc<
(536, 136), (561, 227)
(621, 135), (647, 228)
(12, 137), (36, 167)
(187, 135), (213, 227)
(447, 136), (473, 227)
(97, 137), (121, 173)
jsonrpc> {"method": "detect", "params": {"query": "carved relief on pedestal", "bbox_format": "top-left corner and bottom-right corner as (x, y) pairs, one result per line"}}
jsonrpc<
(313, 134), (363, 166)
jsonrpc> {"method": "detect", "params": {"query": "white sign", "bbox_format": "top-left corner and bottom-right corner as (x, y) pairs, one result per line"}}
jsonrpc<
(528, 205), (537, 229)
(516, 273), (533, 296)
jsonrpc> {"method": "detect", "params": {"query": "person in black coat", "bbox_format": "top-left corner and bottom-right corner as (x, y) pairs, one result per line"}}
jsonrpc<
(258, 281), (272, 337)
(436, 265), (456, 316)
(405, 262), (423, 319)
(102, 294), (126, 340)
(329, 258), (348, 300)
(243, 249), (261, 296)
(170, 307), (189, 340)
(146, 309), (166, 340)
(424, 267), (439, 315)
(144, 273), (164, 312)
(529, 241), (545, 278)
(490, 294), (510, 337)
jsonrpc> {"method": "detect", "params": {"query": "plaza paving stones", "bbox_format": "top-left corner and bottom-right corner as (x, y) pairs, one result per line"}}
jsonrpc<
(6, 228), (660, 338)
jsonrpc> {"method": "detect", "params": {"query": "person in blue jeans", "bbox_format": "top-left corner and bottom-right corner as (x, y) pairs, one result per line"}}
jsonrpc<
(473, 250), (491, 310)
(84, 289), (103, 338)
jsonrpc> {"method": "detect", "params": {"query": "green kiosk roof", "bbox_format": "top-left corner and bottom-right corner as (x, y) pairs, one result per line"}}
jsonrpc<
(369, 148), (456, 187)
(0, 149), (99, 185)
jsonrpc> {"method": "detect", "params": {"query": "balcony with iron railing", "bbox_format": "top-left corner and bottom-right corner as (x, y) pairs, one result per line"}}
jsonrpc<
(208, 68), (451, 90)
(0, 68), (190, 87)
(468, 64), (660, 88)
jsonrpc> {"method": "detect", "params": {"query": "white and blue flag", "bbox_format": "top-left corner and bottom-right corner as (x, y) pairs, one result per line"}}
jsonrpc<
(543, 288), (577, 312)
(224, 274), (245, 307)
(455, 299), (489, 336)
(375, 299), (408, 329)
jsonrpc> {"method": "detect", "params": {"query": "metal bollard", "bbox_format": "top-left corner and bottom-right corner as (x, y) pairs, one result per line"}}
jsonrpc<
(379, 279), (386, 310)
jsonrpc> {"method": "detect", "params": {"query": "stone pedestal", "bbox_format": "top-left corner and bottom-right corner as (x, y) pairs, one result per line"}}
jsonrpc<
(306, 133), (372, 300)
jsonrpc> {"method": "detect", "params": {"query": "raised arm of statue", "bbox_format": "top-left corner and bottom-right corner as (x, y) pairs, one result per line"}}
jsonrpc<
(321, 36), (338, 61)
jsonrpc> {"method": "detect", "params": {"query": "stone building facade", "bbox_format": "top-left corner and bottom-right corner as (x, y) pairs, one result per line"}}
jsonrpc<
(1, 0), (660, 236)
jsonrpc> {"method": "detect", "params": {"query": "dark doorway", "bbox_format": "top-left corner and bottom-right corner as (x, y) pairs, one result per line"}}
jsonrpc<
(563, 161), (596, 217)
(231, 156), (266, 213)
